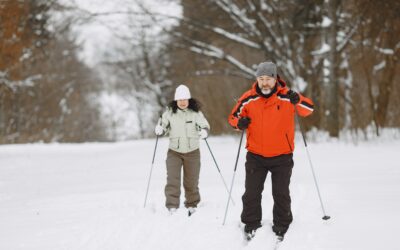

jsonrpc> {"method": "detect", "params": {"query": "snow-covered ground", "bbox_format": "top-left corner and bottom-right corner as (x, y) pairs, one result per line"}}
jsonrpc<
(1, 135), (399, 250)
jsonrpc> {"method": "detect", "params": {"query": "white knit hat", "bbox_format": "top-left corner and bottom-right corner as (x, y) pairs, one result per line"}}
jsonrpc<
(174, 84), (191, 100)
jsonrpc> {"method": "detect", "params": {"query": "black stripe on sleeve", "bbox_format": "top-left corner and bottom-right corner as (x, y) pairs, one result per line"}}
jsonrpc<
(300, 100), (314, 109)
(277, 93), (289, 99)
(233, 95), (259, 117)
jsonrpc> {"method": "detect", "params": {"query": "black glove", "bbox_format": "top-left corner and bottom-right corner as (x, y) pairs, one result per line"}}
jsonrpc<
(287, 90), (300, 104)
(237, 117), (251, 130)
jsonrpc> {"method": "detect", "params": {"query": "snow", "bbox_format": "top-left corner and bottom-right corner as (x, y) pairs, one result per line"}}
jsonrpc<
(312, 43), (331, 55)
(373, 61), (386, 74)
(212, 27), (260, 49)
(321, 16), (332, 28)
(260, 0), (273, 13)
(0, 71), (41, 91)
(189, 41), (255, 77)
(214, 0), (261, 37)
(294, 76), (307, 92)
(97, 92), (139, 140)
(375, 47), (394, 55)
(57, 0), (182, 66)
(396, 42), (400, 51)
(1, 135), (400, 250)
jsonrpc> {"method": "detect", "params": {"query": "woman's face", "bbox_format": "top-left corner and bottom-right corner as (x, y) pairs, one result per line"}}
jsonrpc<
(177, 99), (189, 109)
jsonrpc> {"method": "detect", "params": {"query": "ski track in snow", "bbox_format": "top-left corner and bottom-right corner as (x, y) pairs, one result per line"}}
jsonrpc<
(1, 136), (400, 250)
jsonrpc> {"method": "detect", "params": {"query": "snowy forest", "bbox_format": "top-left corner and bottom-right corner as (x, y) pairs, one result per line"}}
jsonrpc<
(1, 0), (399, 143)
(2, 1), (400, 250)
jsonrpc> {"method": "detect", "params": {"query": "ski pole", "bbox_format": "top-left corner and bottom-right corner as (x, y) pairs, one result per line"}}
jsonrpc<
(295, 111), (331, 220)
(143, 135), (159, 208)
(204, 138), (235, 205)
(144, 115), (163, 208)
(222, 129), (245, 225)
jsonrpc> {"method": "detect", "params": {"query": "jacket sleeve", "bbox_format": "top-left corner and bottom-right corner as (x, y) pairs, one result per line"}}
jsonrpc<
(195, 111), (210, 131)
(159, 109), (171, 133)
(295, 94), (314, 117)
(228, 93), (249, 129)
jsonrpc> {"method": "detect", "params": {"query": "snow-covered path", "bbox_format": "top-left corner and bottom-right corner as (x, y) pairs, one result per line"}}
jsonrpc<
(1, 136), (399, 250)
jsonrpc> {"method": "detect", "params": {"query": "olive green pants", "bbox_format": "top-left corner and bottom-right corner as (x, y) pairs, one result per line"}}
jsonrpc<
(165, 149), (201, 209)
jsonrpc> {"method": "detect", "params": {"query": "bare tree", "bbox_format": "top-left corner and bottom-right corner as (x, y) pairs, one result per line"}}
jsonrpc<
(158, 0), (328, 133)
(0, 0), (106, 143)
(351, 0), (400, 135)
(146, 0), (399, 137)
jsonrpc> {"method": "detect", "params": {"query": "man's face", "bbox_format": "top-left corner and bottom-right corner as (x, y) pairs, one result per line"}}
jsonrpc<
(177, 99), (189, 109)
(257, 75), (277, 93)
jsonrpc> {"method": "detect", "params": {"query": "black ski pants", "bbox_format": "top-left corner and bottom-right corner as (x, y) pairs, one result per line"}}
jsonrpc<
(241, 151), (294, 233)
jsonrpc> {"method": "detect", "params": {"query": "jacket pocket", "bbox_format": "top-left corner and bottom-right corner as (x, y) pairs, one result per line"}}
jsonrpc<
(246, 130), (250, 148)
(285, 133), (293, 151)
(188, 137), (199, 149)
(170, 137), (179, 149)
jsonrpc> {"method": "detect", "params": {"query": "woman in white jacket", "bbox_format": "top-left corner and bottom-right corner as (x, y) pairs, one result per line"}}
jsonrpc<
(155, 84), (210, 215)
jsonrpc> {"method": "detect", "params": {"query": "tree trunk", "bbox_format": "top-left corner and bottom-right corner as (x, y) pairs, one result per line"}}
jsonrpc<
(376, 57), (396, 128)
(325, 0), (340, 137)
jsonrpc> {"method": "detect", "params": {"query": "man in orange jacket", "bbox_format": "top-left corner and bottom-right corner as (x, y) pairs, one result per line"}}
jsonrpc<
(228, 61), (314, 240)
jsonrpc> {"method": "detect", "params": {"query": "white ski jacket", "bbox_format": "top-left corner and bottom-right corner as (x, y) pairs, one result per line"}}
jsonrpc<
(159, 108), (210, 153)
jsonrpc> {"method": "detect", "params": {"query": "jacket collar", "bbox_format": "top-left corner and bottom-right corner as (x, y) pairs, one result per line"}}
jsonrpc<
(255, 83), (277, 98)
(251, 76), (288, 98)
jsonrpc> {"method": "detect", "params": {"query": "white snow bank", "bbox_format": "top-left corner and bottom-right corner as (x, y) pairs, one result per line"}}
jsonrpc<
(1, 136), (399, 249)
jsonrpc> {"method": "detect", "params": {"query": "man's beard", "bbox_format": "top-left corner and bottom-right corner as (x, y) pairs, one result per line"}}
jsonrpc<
(261, 88), (272, 95)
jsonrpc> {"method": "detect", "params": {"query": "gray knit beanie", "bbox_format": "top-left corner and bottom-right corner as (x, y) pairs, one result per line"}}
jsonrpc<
(255, 61), (277, 78)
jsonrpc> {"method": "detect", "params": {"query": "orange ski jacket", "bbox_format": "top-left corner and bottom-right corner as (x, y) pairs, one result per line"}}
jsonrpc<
(228, 79), (314, 157)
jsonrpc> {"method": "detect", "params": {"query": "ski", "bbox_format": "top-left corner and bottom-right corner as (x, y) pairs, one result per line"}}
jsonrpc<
(244, 230), (256, 241)
(272, 235), (284, 250)
(273, 238), (282, 250)
(168, 208), (177, 215)
(188, 207), (196, 217)
(238, 223), (255, 243)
